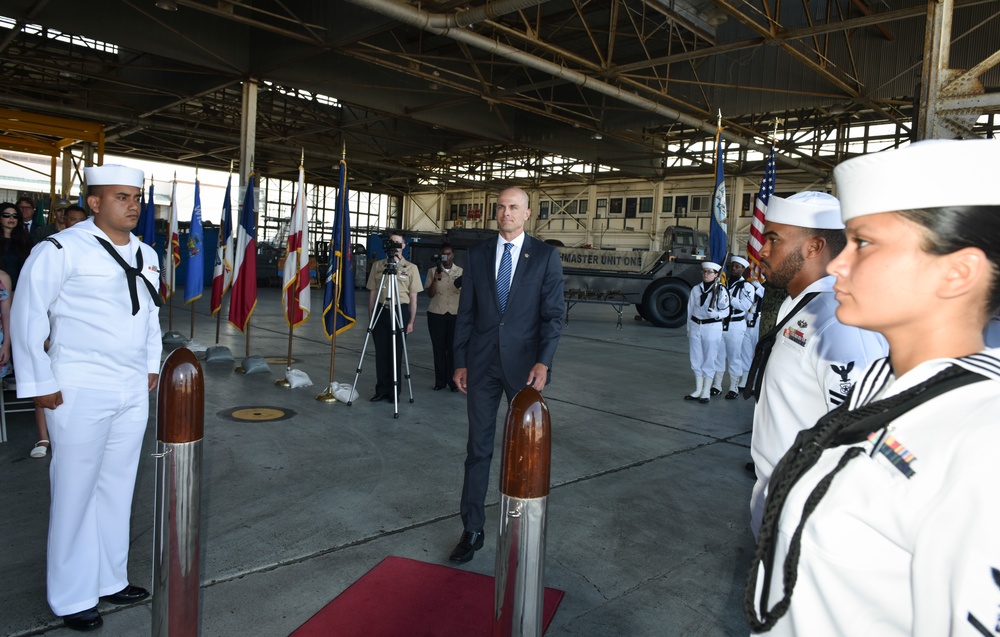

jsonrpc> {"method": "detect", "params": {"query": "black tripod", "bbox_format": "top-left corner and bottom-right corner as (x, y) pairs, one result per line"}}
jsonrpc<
(349, 256), (414, 418)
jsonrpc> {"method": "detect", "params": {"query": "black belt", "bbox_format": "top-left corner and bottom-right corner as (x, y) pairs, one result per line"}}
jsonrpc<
(731, 313), (745, 320)
(691, 316), (722, 325)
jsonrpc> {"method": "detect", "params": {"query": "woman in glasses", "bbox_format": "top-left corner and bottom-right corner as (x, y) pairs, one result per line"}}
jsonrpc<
(0, 202), (33, 288)
(746, 139), (1000, 636)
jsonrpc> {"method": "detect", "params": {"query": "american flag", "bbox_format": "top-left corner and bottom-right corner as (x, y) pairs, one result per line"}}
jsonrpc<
(746, 145), (775, 281)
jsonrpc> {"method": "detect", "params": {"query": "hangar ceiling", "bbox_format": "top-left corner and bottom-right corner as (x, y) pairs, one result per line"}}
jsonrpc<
(0, 0), (998, 194)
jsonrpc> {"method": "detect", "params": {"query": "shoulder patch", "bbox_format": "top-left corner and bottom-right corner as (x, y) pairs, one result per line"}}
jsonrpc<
(42, 236), (63, 249)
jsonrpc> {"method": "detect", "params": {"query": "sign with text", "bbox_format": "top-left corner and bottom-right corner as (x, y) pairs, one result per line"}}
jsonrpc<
(557, 248), (657, 273)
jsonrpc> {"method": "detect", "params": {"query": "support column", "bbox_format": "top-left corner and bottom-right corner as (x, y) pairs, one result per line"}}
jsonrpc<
(916, 0), (952, 140)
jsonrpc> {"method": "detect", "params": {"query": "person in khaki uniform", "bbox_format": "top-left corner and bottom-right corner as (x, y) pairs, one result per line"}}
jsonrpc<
(425, 242), (463, 392)
(366, 232), (423, 402)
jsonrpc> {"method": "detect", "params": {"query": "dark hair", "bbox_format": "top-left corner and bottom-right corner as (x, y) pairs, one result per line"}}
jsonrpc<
(16, 195), (34, 207)
(0, 202), (33, 259)
(814, 228), (847, 258)
(440, 242), (453, 251)
(65, 204), (87, 216)
(900, 206), (1000, 315)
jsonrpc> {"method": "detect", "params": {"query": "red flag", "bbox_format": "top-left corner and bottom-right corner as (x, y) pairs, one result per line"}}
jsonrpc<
(210, 176), (234, 316)
(228, 174), (257, 332)
(282, 164), (311, 327)
(161, 177), (181, 300)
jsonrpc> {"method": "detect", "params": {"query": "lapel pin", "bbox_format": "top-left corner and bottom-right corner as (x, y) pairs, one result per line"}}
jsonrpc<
(524, 253), (530, 259)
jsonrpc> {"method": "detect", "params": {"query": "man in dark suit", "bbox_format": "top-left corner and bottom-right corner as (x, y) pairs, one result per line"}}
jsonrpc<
(17, 196), (47, 244)
(449, 187), (564, 563)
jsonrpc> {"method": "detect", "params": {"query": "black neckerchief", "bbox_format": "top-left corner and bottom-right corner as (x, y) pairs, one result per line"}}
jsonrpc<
(742, 291), (820, 401)
(744, 364), (988, 632)
(94, 236), (163, 315)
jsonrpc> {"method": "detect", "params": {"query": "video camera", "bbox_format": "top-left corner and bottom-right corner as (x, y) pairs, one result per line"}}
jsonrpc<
(382, 238), (403, 258)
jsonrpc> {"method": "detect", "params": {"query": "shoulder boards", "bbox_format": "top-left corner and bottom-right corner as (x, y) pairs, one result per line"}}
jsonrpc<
(43, 237), (63, 249)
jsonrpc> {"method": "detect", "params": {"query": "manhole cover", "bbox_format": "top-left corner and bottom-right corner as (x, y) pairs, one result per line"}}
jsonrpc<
(219, 406), (296, 422)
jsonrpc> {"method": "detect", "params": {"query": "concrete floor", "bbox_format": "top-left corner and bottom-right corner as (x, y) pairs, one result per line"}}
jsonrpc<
(0, 285), (757, 637)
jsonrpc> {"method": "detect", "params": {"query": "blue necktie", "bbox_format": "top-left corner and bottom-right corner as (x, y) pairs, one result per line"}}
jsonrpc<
(497, 242), (513, 313)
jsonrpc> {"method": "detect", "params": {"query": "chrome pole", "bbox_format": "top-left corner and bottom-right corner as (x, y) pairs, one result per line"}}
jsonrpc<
(152, 348), (205, 637)
(493, 387), (551, 637)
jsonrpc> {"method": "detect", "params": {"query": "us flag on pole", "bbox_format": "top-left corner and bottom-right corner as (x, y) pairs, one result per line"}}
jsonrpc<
(746, 145), (775, 281)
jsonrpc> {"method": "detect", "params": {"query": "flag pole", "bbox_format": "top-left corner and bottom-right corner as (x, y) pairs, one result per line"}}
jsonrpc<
(215, 160), (234, 345)
(276, 150), (305, 388)
(317, 143), (347, 403)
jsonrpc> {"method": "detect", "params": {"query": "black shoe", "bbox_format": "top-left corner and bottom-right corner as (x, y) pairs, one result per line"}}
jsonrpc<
(698, 397), (710, 404)
(725, 391), (739, 400)
(62, 607), (102, 631)
(710, 387), (721, 397)
(449, 383), (459, 392)
(101, 584), (150, 605)
(370, 393), (388, 402)
(683, 394), (699, 400)
(433, 383), (447, 390)
(745, 462), (756, 474)
(448, 530), (484, 563)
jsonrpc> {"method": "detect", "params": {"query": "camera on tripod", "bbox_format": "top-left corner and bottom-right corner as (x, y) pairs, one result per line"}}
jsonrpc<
(383, 238), (403, 258)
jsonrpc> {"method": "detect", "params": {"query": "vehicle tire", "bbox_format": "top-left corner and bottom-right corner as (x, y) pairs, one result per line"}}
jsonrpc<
(641, 279), (689, 328)
(635, 303), (648, 321)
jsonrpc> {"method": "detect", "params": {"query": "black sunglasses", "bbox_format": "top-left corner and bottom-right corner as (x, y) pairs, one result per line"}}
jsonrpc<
(0, 212), (18, 219)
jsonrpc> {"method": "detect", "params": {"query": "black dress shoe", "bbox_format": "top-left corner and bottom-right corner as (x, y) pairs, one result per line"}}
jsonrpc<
(433, 383), (447, 390)
(450, 385), (459, 393)
(725, 391), (739, 400)
(710, 387), (721, 396)
(62, 607), (102, 631)
(683, 394), (699, 400)
(745, 461), (756, 474)
(698, 397), (710, 404)
(101, 584), (150, 605)
(448, 530), (484, 563)
(370, 392), (388, 402)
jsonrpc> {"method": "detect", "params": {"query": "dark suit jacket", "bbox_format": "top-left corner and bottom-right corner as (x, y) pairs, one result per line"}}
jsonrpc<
(25, 219), (47, 245)
(454, 234), (564, 389)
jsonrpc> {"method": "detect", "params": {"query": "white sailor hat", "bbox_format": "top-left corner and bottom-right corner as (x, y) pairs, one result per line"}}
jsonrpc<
(730, 255), (750, 268)
(84, 164), (144, 189)
(765, 191), (844, 230)
(834, 139), (1000, 221)
(702, 261), (722, 271)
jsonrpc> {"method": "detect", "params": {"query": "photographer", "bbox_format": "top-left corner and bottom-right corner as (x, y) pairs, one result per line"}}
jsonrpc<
(425, 243), (463, 391)
(366, 232), (423, 402)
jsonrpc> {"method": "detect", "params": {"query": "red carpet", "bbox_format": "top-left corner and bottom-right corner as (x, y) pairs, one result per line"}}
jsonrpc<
(290, 556), (565, 637)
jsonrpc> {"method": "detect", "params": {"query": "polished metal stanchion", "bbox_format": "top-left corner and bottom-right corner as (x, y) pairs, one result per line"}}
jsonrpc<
(152, 348), (205, 637)
(493, 387), (551, 637)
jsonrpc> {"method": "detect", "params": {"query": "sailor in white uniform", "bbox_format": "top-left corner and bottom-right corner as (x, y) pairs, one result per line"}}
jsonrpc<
(738, 279), (765, 391)
(11, 164), (162, 632)
(684, 261), (730, 403)
(747, 138), (1000, 637)
(711, 255), (756, 399)
(745, 191), (886, 537)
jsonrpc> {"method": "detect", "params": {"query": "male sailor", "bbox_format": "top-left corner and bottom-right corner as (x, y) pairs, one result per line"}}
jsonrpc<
(684, 261), (730, 403)
(711, 255), (756, 399)
(12, 164), (162, 631)
(744, 191), (886, 537)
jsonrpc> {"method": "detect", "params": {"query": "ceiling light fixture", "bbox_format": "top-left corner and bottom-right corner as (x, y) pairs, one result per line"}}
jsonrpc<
(155, 1), (178, 11)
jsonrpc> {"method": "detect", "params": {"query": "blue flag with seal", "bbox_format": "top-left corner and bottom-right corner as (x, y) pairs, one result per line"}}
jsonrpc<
(184, 179), (204, 303)
(709, 131), (728, 263)
(323, 159), (356, 337)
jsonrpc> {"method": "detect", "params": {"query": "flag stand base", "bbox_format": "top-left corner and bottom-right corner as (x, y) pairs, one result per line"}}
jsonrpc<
(274, 378), (291, 388)
(315, 387), (338, 403)
(163, 331), (187, 345)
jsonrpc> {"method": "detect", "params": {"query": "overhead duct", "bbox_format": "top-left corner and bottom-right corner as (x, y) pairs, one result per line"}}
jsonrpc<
(344, 0), (828, 178)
